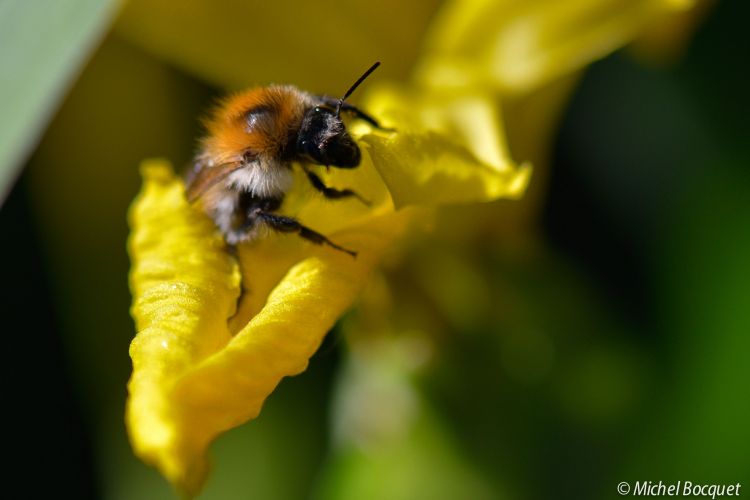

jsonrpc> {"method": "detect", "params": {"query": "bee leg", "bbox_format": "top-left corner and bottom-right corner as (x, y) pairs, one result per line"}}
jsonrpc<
(304, 170), (371, 206)
(255, 210), (357, 258)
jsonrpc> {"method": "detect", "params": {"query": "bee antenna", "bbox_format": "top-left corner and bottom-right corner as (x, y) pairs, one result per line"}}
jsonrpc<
(336, 61), (381, 117)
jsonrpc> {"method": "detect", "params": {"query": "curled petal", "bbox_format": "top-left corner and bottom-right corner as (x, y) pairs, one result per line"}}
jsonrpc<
(359, 85), (531, 208)
(127, 160), (416, 495)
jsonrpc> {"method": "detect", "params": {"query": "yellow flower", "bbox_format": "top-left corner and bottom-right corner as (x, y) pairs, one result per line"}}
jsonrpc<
(125, 0), (708, 495)
(127, 83), (528, 495)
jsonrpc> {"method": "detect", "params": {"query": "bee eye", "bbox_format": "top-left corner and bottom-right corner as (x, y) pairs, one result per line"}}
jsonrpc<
(314, 107), (321, 113)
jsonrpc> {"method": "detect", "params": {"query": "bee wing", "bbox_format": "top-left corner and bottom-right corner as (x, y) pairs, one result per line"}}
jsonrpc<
(185, 159), (244, 203)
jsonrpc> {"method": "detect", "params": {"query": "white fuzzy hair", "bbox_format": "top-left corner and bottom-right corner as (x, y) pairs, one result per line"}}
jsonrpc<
(225, 159), (294, 198)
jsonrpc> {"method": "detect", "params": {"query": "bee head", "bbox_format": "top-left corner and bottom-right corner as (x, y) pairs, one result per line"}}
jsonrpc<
(297, 106), (360, 168)
(296, 61), (382, 169)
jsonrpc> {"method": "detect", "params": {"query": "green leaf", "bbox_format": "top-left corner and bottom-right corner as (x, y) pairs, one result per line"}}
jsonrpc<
(0, 0), (117, 201)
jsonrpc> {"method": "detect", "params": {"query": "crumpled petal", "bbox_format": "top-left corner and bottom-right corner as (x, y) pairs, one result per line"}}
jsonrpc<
(127, 160), (241, 494)
(128, 160), (421, 495)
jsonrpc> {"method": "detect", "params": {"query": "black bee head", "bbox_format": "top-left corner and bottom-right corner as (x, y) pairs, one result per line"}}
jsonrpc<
(296, 106), (360, 168)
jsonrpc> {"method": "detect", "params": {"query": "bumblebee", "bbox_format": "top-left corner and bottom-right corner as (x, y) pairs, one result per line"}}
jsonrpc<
(185, 62), (385, 256)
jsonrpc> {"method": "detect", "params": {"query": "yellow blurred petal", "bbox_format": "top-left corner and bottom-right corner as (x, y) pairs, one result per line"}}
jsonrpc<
(417, 0), (698, 94)
(113, 0), (441, 90)
(127, 160), (417, 495)
(630, 0), (716, 65)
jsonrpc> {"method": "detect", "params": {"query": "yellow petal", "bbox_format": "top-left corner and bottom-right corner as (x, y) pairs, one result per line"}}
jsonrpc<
(416, 0), (698, 94)
(127, 160), (417, 495)
(168, 208), (414, 479)
(359, 84), (531, 208)
(127, 160), (241, 494)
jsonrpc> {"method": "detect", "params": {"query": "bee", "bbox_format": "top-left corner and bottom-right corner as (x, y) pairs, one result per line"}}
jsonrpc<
(185, 62), (387, 257)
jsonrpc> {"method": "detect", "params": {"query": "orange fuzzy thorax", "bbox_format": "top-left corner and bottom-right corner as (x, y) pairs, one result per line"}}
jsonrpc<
(200, 85), (312, 164)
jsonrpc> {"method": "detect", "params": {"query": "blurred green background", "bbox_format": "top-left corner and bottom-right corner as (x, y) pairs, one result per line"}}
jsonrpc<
(2, 1), (749, 499)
